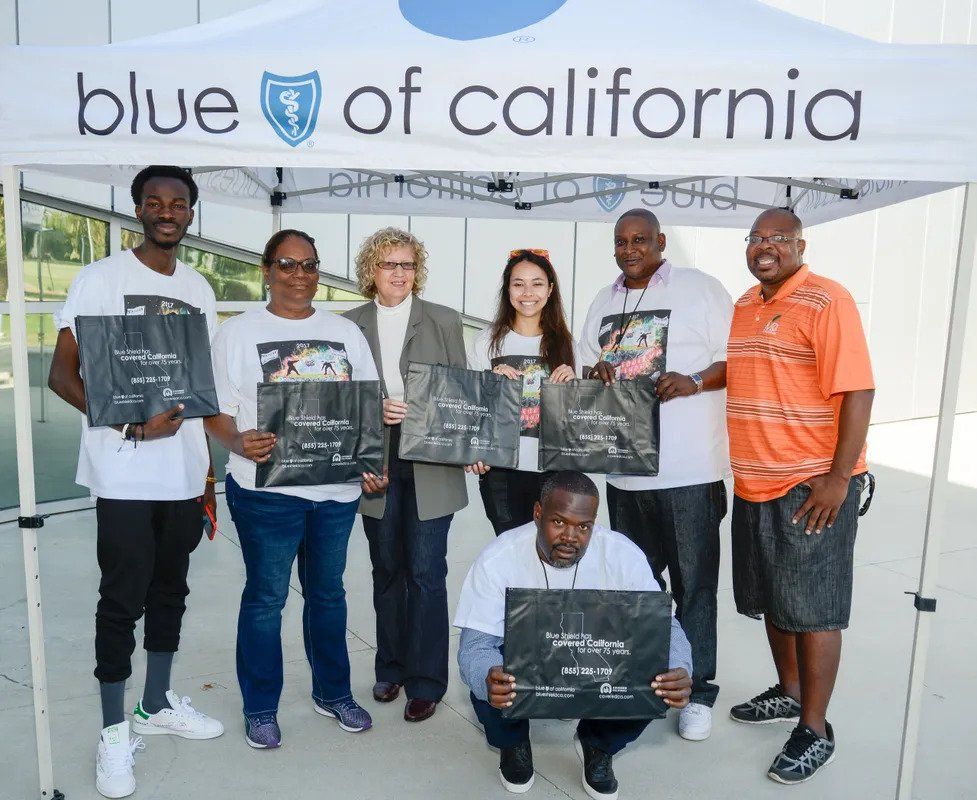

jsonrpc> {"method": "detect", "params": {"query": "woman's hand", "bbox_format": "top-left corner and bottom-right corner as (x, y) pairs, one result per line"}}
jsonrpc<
(549, 364), (575, 383)
(383, 398), (408, 426)
(362, 467), (389, 495)
(234, 429), (277, 464)
(492, 364), (522, 381)
(465, 461), (491, 475)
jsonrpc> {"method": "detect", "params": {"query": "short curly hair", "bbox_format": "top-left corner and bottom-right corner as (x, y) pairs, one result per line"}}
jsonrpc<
(130, 165), (198, 207)
(353, 227), (428, 300)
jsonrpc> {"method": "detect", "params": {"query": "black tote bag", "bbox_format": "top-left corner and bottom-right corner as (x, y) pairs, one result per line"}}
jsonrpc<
(398, 363), (521, 468)
(255, 380), (383, 487)
(502, 588), (672, 720)
(75, 313), (218, 427)
(538, 379), (660, 475)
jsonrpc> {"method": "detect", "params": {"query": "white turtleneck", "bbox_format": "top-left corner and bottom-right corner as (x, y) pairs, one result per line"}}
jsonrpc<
(374, 292), (413, 401)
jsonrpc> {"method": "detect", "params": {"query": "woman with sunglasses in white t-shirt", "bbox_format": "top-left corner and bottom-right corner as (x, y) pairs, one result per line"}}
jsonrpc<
(206, 229), (386, 749)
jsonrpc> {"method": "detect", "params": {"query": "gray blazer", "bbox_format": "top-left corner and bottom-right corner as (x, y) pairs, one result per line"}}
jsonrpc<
(345, 297), (469, 521)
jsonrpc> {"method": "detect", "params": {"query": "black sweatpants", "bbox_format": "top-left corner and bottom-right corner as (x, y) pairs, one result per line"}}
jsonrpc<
(94, 498), (203, 683)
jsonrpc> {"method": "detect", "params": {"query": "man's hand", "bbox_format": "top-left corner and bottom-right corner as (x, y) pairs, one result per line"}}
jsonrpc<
(362, 467), (389, 495)
(549, 364), (575, 383)
(202, 479), (217, 520)
(486, 665), (517, 709)
(793, 472), (850, 534)
(465, 461), (491, 475)
(588, 361), (616, 386)
(492, 364), (522, 381)
(650, 668), (692, 709)
(656, 372), (698, 402)
(141, 403), (186, 440)
(234, 430), (277, 464)
(382, 398), (408, 426)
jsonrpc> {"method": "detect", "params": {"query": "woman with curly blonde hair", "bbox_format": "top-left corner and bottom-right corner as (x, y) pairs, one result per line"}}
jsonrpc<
(345, 227), (468, 724)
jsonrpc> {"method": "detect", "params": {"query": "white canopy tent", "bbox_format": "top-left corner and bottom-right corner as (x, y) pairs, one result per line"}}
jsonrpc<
(1, 1), (975, 797)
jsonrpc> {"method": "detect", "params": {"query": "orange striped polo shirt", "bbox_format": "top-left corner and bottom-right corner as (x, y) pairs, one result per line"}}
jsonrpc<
(726, 265), (874, 502)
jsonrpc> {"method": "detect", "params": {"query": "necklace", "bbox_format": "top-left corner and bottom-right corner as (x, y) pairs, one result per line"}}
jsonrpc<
(537, 552), (580, 590)
(611, 283), (649, 355)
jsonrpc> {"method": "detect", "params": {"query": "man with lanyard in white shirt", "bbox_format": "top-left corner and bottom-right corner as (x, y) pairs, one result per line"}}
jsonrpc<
(580, 208), (733, 742)
(455, 471), (693, 799)
(48, 166), (223, 799)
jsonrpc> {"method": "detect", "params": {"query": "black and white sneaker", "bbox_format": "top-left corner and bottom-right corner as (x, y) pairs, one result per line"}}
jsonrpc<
(499, 740), (534, 793)
(729, 685), (801, 725)
(574, 734), (618, 800)
(767, 723), (836, 784)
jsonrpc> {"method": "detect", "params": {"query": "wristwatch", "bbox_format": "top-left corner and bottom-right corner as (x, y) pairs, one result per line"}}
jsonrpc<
(690, 373), (704, 394)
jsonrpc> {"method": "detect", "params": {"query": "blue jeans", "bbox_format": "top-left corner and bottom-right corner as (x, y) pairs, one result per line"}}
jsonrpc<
(362, 458), (452, 701)
(470, 693), (652, 755)
(608, 480), (726, 707)
(225, 474), (358, 716)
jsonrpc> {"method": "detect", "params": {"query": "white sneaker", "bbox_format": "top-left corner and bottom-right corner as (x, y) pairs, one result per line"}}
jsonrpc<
(95, 721), (143, 799)
(131, 690), (224, 740)
(679, 703), (713, 741)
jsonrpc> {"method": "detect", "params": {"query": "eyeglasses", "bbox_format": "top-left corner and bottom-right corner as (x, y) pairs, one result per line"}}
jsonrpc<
(510, 248), (550, 259)
(378, 260), (417, 271)
(745, 235), (799, 245)
(271, 257), (320, 275)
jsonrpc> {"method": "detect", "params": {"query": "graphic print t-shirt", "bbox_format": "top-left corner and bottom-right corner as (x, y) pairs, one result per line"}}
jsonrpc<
(578, 264), (734, 491)
(211, 307), (379, 502)
(54, 250), (217, 501)
(468, 329), (578, 472)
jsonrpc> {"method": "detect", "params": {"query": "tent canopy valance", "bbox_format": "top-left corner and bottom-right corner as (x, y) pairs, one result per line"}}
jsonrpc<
(1, 0), (976, 198)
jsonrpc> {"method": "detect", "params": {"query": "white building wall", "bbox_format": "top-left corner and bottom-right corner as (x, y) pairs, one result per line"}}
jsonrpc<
(3, 0), (975, 422)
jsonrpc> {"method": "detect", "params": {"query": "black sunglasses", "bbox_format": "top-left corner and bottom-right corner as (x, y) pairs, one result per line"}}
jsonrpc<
(271, 257), (320, 275)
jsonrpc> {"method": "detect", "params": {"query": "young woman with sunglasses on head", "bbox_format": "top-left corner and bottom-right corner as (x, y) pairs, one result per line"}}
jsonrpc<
(344, 227), (468, 724)
(467, 249), (578, 535)
(205, 230), (386, 749)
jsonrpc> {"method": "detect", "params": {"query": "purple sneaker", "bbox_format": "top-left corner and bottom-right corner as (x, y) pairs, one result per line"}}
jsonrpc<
(244, 713), (281, 749)
(313, 698), (373, 732)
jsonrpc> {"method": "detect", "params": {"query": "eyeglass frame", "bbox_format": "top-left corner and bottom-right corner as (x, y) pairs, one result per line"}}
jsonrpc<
(270, 257), (321, 275)
(377, 260), (418, 271)
(744, 235), (802, 245)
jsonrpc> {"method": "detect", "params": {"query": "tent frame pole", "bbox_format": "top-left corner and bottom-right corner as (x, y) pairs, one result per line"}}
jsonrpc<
(895, 180), (977, 799)
(2, 165), (61, 800)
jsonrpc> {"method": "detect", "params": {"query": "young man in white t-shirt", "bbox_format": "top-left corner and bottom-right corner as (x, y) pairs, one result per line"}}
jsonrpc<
(455, 471), (693, 798)
(48, 166), (223, 799)
(579, 209), (733, 742)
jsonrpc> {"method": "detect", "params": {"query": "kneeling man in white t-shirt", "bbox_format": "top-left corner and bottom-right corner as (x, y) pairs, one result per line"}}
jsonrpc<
(455, 471), (693, 800)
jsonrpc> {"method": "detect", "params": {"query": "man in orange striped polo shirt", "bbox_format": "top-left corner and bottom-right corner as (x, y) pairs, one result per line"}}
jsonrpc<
(725, 208), (874, 785)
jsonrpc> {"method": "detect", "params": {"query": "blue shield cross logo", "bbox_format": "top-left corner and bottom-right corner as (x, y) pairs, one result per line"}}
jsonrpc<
(594, 176), (628, 213)
(261, 71), (322, 147)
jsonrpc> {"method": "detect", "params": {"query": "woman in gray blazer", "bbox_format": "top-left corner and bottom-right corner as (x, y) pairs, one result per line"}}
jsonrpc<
(345, 227), (468, 723)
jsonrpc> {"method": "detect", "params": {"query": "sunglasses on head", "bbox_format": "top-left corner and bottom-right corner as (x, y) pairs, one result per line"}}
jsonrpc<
(509, 248), (550, 260)
(271, 257), (321, 275)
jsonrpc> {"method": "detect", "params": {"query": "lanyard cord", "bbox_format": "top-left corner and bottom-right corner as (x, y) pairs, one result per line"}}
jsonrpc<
(610, 283), (649, 356)
(538, 553), (580, 590)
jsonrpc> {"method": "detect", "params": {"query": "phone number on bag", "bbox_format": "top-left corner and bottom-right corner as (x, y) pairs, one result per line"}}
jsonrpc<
(130, 376), (171, 384)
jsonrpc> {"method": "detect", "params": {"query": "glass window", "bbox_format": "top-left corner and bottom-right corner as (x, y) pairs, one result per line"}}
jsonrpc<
(122, 229), (264, 301)
(0, 314), (91, 510)
(22, 204), (108, 301)
(314, 283), (365, 302)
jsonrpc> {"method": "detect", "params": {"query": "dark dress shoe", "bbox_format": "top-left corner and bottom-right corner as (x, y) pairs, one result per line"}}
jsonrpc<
(372, 682), (402, 703)
(404, 699), (437, 722)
